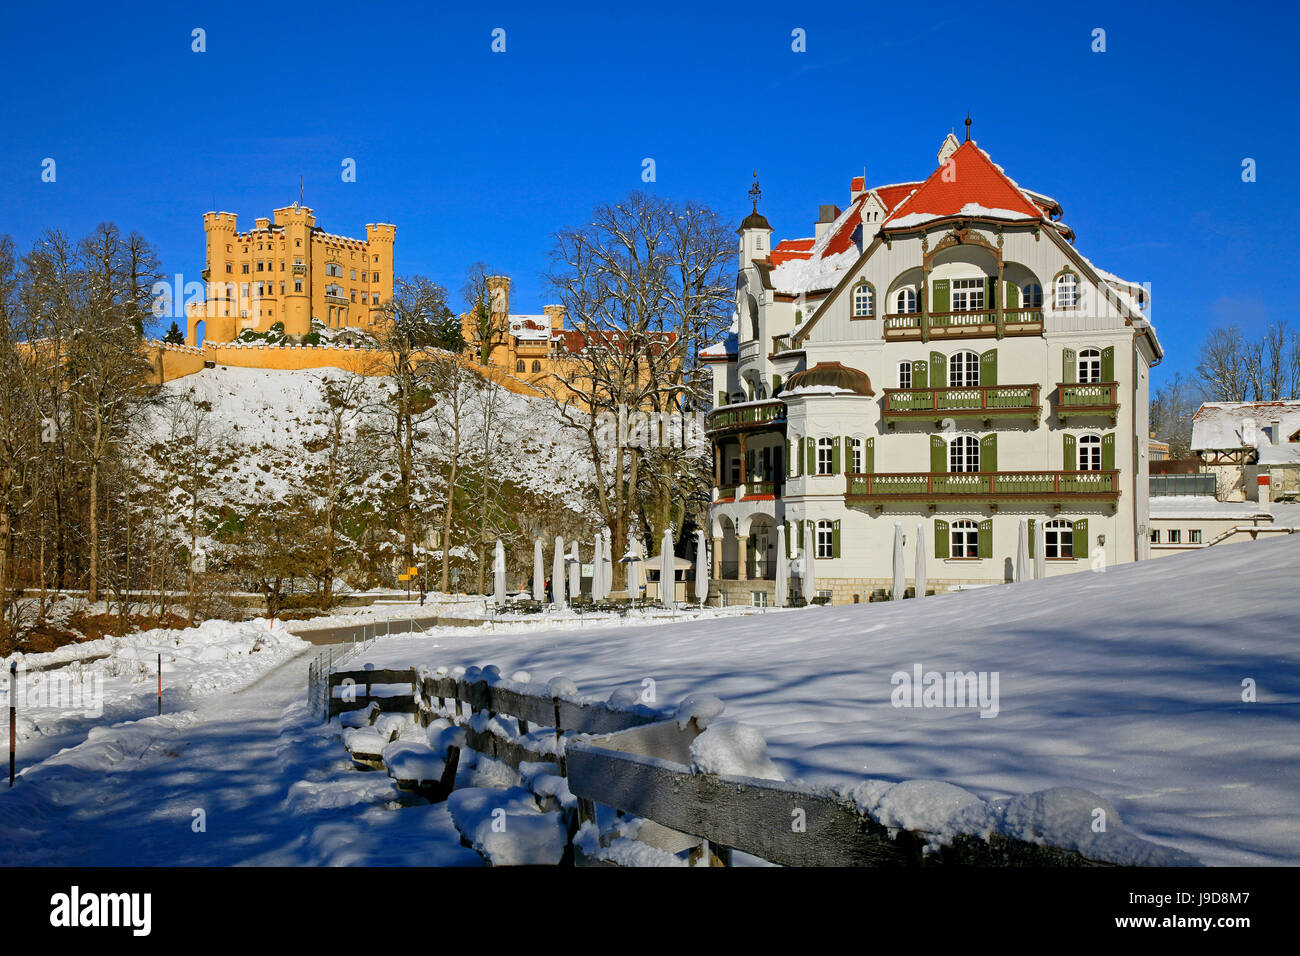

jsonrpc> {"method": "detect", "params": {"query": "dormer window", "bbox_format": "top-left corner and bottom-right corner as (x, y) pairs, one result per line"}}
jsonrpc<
(756, 235), (763, 250)
(1054, 271), (1080, 309)
(852, 283), (875, 318)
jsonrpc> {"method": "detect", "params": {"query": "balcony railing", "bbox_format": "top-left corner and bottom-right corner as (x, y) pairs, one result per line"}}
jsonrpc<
(846, 470), (1119, 501)
(1057, 382), (1119, 422)
(882, 384), (1040, 421)
(706, 400), (784, 433)
(771, 332), (801, 355)
(883, 308), (1044, 340)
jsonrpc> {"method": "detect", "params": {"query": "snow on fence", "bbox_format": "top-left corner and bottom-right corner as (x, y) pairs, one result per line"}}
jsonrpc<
(314, 664), (1198, 867)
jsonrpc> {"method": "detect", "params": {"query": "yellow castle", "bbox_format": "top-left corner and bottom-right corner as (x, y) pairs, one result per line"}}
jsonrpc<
(185, 205), (394, 345)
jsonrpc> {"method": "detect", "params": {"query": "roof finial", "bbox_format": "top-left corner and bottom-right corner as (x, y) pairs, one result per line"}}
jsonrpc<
(964, 114), (971, 142)
(748, 170), (762, 213)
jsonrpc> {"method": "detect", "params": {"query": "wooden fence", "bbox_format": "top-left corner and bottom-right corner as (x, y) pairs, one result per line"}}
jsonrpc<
(316, 665), (1175, 867)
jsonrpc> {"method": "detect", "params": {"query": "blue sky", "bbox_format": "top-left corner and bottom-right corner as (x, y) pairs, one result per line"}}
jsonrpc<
(1, 0), (1296, 387)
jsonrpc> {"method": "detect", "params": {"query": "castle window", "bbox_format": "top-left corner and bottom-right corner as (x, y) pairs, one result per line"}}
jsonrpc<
(257, 261), (264, 271)
(225, 263), (232, 274)
(516, 360), (525, 372)
(1054, 272), (1079, 309)
(852, 283), (874, 317)
(350, 269), (356, 280)
(532, 360), (542, 372)
(372, 272), (379, 282)
(372, 293), (379, 305)
(295, 239), (301, 247)
(242, 263), (249, 274)
(295, 281), (303, 292)
(1022, 283), (1043, 308)
(350, 291), (356, 302)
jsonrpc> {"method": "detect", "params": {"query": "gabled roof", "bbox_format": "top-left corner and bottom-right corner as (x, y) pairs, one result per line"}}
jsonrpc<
(881, 141), (1044, 229)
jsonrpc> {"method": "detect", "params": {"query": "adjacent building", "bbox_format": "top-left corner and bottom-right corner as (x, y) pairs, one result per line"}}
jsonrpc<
(703, 129), (1161, 605)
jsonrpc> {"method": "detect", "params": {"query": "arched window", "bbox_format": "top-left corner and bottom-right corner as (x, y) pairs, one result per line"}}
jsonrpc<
(949, 435), (980, 473)
(1078, 347), (1102, 383)
(515, 360), (525, 373)
(816, 437), (835, 475)
(531, 360), (542, 372)
(1022, 283), (1043, 308)
(948, 350), (980, 388)
(1078, 434), (1102, 471)
(816, 519), (834, 559)
(950, 519), (980, 559)
(1054, 272), (1079, 309)
(852, 283), (874, 318)
(849, 436), (863, 473)
(895, 288), (917, 314)
(1045, 519), (1074, 559)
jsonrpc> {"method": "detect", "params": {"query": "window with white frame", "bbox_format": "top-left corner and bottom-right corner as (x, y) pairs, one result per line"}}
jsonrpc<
(949, 350), (980, 388)
(1054, 272), (1079, 308)
(1078, 347), (1102, 383)
(816, 437), (834, 475)
(952, 278), (986, 312)
(849, 437), (863, 473)
(816, 520), (834, 559)
(1168, 529), (1182, 544)
(789, 434), (801, 477)
(898, 361), (912, 389)
(949, 434), (980, 473)
(895, 287), (917, 314)
(852, 284), (874, 317)
(1078, 433), (1102, 471)
(1190, 529), (1202, 543)
(1150, 529), (1160, 543)
(1045, 519), (1074, 558)
(1022, 283), (1044, 308)
(950, 519), (979, 558)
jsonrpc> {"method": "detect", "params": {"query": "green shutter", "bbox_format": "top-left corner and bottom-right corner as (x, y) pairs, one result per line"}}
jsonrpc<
(1101, 346), (1115, 382)
(930, 351), (945, 388)
(980, 349), (998, 387)
(1062, 348), (1077, 384)
(934, 519), (950, 559)
(1101, 432), (1115, 471)
(932, 278), (950, 313)
(987, 275), (998, 311)
(831, 436), (841, 474)
(1073, 518), (1089, 558)
(717, 390), (726, 406)
(980, 433), (998, 472)
(1063, 433), (1077, 471)
(930, 434), (947, 472)
(805, 437), (814, 475)
(1005, 281), (1020, 309)
(1027, 518), (1036, 558)
(978, 519), (993, 559)
(913, 359), (928, 388)
(864, 437), (875, 474)
(773, 374), (782, 394)
(831, 519), (841, 559)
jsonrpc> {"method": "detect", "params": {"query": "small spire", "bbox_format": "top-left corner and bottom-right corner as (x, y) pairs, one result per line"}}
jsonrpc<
(748, 170), (762, 213)
(964, 114), (971, 142)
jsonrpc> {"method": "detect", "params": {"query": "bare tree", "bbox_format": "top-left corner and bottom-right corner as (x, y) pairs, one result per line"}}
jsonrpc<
(462, 263), (510, 366)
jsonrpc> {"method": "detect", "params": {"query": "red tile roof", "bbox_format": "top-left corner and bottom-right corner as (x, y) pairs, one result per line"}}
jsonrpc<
(770, 237), (815, 265)
(881, 141), (1043, 226)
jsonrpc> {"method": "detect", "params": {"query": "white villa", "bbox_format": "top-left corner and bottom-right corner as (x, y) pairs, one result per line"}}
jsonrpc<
(702, 127), (1161, 605)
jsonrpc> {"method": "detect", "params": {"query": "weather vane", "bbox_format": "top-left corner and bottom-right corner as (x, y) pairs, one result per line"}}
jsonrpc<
(748, 170), (762, 212)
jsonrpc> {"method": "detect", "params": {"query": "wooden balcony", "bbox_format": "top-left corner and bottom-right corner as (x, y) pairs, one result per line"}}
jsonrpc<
(770, 332), (803, 356)
(1056, 382), (1119, 423)
(882, 384), (1040, 425)
(883, 308), (1044, 342)
(845, 470), (1120, 503)
(705, 399), (785, 435)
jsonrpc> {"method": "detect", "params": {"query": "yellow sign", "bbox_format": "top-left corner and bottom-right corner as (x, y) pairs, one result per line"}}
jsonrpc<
(407, 566), (418, 576)
(398, 573), (410, 582)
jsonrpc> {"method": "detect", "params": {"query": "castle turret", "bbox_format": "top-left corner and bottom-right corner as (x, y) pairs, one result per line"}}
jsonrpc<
(188, 211), (239, 345)
(275, 204), (316, 337)
(365, 223), (396, 327)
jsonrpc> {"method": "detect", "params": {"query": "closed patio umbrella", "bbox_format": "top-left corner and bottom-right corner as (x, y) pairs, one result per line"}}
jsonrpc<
(591, 532), (604, 600)
(493, 540), (506, 606)
(552, 535), (566, 611)
(660, 527), (675, 605)
(695, 528), (709, 604)
(892, 522), (905, 600)
(1034, 519), (1046, 581)
(569, 541), (581, 601)
(774, 524), (788, 608)
(532, 538), (545, 602)
(1016, 517), (1030, 583)
(802, 520), (816, 603)
(915, 522), (928, 598)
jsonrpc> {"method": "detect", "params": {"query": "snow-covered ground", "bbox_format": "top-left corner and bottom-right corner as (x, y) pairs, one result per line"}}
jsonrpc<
(1, 537), (1296, 866)
(344, 536), (1300, 866)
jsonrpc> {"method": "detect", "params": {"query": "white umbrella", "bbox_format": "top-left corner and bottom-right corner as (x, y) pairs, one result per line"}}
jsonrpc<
(914, 522), (928, 598)
(660, 527), (675, 605)
(1034, 519), (1046, 581)
(1016, 517), (1030, 583)
(493, 540), (506, 605)
(694, 528), (709, 604)
(774, 524), (788, 608)
(602, 531), (614, 600)
(591, 532), (604, 600)
(552, 535), (566, 611)
(622, 536), (644, 602)
(532, 538), (545, 602)
(569, 541), (581, 601)
(892, 522), (905, 600)
(802, 521), (817, 603)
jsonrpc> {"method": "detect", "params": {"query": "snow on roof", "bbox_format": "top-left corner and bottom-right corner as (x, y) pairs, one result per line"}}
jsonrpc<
(1191, 401), (1300, 451)
(886, 203), (1035, 231)
(509, 315), (551, 340)
(700, 316), (739, 358)
(1148, 496), (1273, 519)
(768, 247), (858, 296)
(881, 141), (1044, 228)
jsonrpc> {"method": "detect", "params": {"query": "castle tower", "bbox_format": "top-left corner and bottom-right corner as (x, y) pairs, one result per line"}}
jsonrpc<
(275, 204), (316, 337)
(188, 211), (239, 345)
(365, 223), (396, 326)
(487, 275), (511, 366)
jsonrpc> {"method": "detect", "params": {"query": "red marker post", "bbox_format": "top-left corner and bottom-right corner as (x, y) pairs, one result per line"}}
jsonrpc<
(157, 653), (162, 716)
(9, 661), (16, 787)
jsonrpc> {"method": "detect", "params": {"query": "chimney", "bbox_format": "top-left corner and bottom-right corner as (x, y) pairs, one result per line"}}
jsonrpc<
(543, 304), (565, 331)
(1257, 474), (1271, 514)
(1271, 419), (1283, 445)
(814, 205), (841, 242)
